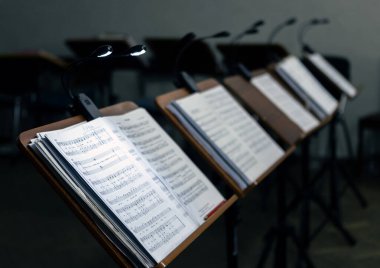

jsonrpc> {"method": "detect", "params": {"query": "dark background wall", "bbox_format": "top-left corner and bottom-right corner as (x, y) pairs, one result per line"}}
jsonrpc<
(0, 0), (379, 151)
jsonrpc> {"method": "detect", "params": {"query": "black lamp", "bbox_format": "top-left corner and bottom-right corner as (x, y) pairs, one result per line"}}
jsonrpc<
(62, 44), (146, 120)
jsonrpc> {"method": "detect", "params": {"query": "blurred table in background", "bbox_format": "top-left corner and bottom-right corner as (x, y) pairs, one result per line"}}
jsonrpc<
(0, 51), (68, 154)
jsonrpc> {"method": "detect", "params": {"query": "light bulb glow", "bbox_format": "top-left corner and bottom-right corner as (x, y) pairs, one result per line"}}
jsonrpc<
(130, 49), (146, 56)
(97, 51), (112, 58)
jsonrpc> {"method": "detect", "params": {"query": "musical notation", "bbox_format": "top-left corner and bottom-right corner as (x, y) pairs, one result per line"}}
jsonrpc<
(307, 53), (357, 98)
(108, 181), (150, 205)
(118, 192), (164, 224)
(132, 207), (172, 233)
(91, 165), (135, 186)
(278, 56), (338, 116)
(202, 86), (285, 176)
(140, 216), (186, 253)
(179, 180), (208, 206)
(110, 108), (225, 223)
(175, 90), (262, 183)
(73, 148), (128, 176)
(56, 128), (114, 156)
(251, 73), (319, 133)
(45, 117), (199, 261)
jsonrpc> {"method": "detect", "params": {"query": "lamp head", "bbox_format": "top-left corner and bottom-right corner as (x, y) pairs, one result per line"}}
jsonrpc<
(311, 17), (329, 25)
(253, 19), (265, 28)
(245, 19), (265, 35)
(90, 45), (113, 58)
(127, 45), (147, 56)
(268, 17), (297, 43)
(320, 18), (330, 24)
(245, 28), (258, 35)
(179, 32), (197, 46)
(286, 17), (297, 25)
(210, 31), (231, 38)
(174, 30), (230, 91)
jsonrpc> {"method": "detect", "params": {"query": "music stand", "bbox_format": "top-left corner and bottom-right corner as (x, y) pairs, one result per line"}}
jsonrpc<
(18, 100), (237, 268)
(156, 78), (295, 268)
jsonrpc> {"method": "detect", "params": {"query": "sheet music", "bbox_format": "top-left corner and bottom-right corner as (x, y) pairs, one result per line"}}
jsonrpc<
(30, 137), (152, 267)
(167, 102), (249, 190)
(307, 53), (357, 98)
(108, 108), (225, 223)
(44, 118), (197, 262)
(278, 56), (338, 116)
(173, 93), (262, 184)
(201, 85), (285, 175)
(251, 73), (320, 133)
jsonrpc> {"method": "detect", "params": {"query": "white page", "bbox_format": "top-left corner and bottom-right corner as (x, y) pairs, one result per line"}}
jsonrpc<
(174, 93), (262, 184)
(201, 85), (285, 174)
(30, 138), (150, 267)
(251, 73), (320, 133)
(108, 108), (225, 223)
(278, 56), (338, 116)
(44, 118), (197, 262)
(307, 53), (357, 98)
(167, 103), (249, 190)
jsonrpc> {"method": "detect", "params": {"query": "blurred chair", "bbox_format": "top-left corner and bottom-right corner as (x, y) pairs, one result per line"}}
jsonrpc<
(216, 43), (289, 71)
(140, 37), (223, 115)
(357, 112), (380, 175)
(0, 51), (68, 154)
(145, 37), (222, 75)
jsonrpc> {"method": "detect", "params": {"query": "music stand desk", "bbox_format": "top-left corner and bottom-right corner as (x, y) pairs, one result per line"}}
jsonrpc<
(18, 101), (237, 268)
(156, 79), (295, 197)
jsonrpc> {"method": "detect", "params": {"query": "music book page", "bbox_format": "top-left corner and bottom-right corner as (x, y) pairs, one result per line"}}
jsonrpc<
(277, 56), (338, 116)
(251, 73), (320, 133)
(307, 53), (357, 98)
(44, 117), (197, 263)
(30, 137), (149, 266)
(167, 100), (249, 190)
(201, 85), (285, 175)
(172, 93), (263, 185)
(108, 108), (225, 223)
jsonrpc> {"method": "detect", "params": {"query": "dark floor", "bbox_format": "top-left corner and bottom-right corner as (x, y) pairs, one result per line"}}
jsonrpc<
(1, 152), (379, 268)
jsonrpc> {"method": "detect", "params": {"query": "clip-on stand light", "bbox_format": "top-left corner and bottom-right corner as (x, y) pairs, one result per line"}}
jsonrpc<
(265, 17), (297, 64)
(225, 19), (265, 81)
(62, 44), (146, 121)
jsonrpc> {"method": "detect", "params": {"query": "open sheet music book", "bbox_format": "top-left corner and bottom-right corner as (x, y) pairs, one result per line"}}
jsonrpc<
(167, 85), (285, 190)
(250, 73), (320, 133)
(28, 107), (225, 268)
(275, 55), (338, 120)
(305, 53), (357, 98)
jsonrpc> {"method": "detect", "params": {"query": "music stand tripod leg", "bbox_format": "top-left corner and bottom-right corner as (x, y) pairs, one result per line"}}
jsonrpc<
(338, 116), (355, 160)
(337, 162), (368, 208)
(299, 133), (356, 247)
(225, 193), (240, 268)
(299, 138), (311, 250)
(256, 169), (315, 268)
(310, 192), (356, 246)
(288, 226), (315, 268)
(256, 228), (277, 268)
(329, 116), (367, 214)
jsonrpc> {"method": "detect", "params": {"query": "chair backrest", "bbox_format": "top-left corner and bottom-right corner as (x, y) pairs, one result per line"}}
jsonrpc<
(145, 37), (220, 75)
(217, 43), (289, 70)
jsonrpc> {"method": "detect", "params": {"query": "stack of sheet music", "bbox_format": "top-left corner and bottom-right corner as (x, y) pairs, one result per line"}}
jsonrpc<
(275, 55), (338, 120)
(250, 72), (320, 133)
(29, 108), (225, 268)
(168, 85), (285, 190)
(305, 52), (357, 98)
